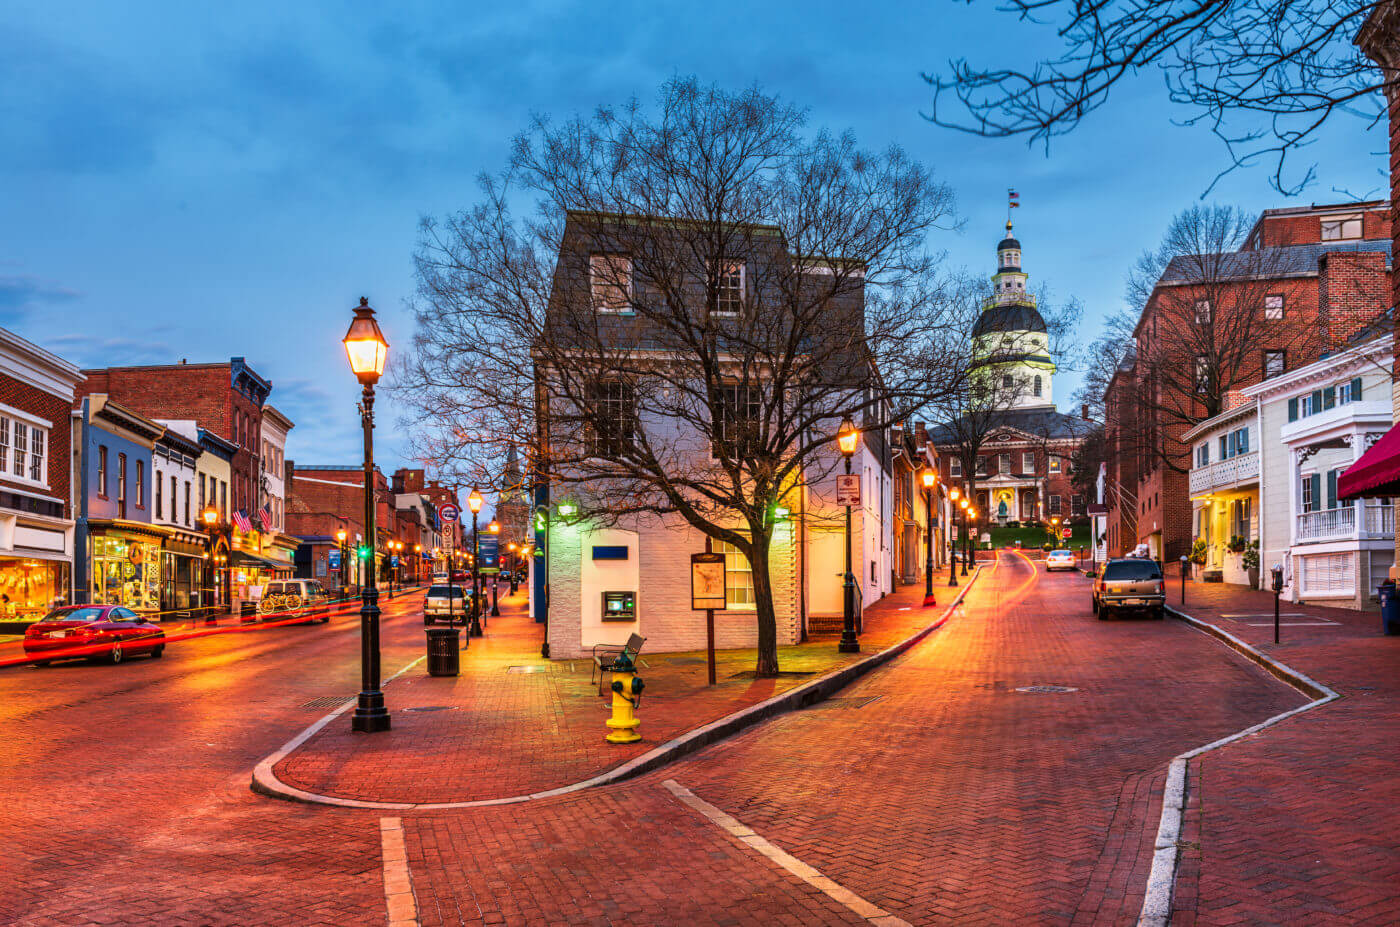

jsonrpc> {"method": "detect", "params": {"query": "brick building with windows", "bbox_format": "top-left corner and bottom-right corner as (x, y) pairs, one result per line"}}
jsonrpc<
(1104, 202), (1393, 560)
(0, 327), (84, 628)
(287, 465), (400, 589)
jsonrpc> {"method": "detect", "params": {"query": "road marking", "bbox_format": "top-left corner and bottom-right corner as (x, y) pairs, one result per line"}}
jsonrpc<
(1220, 613), (1311, 619)
(662, 779), (911, 926)
(1243, 621), (1341, 627)
(380, 817), (419, 927)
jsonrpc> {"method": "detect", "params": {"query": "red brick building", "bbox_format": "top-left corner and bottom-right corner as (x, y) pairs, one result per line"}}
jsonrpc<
(76, 358), (272, 517)
(0, 328), (85, 625)
(1104, 203), (1393, 559)
(287, 465), (399, 587)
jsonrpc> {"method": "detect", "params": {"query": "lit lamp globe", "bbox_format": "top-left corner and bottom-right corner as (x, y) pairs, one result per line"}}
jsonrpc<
(201, 505), (219, 527)
(488, 519), (500, 535)
(467, 487), (484, 515)
(336, 529), (347, 543)
(837, 417), (859, 457)
(921, 470), (935, 490)
(342, 297), (388, 385)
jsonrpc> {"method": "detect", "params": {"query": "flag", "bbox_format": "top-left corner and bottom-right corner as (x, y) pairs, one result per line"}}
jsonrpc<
(257, 504), (273, 532)
(232, 509), (253, 533)
(1008, 189), (1020, 208)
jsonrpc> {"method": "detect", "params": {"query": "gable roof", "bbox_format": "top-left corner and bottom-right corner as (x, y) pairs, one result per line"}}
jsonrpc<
(1159, 239), (1392, 286)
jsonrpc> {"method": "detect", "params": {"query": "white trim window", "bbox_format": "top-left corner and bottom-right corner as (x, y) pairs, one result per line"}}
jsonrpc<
(1321, 214), (1362, 241)
(1021, 451), (1035, 474)
(1049, 494), (1062, 515)
(0, 416), (48, 489)
(1194, 300), (1213, 324)
(1048, 455), (1062, 475)
(949, 458), (962, 478)
(590, 254), (633, 313)
(1264, 294), (1285, 320)
(712, 260), (744, 318)
(713, 540), (755, 609)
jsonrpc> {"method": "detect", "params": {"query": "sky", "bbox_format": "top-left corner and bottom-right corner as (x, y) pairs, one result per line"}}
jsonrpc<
(2, 0), (1389, 474)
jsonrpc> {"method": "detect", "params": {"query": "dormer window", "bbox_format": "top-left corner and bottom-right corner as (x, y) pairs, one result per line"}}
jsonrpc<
(590, 254), (632, 313)
(712, 260), (744, 318)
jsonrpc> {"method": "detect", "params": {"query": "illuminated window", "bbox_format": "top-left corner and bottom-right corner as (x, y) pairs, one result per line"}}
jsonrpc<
(712, 540), (755, 609)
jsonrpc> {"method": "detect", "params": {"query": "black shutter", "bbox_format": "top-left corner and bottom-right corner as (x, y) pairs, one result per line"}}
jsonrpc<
(1288, 397), (1298, 421)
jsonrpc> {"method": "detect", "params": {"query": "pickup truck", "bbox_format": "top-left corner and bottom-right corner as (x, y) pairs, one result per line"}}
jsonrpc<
(1092, 558), (1166, 620)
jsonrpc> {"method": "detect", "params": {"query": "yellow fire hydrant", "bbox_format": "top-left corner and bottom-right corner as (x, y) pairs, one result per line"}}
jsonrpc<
(605, 670), (645, 743)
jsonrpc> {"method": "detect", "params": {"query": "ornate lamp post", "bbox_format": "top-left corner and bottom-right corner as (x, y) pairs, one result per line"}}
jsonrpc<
(921, 469), (937, 605)
(947, 487), (960, 587)
(201, 505), (220, 621)
(488, 518), (501, 617)
(1050, 515), (1061, 550)
(959, 497), (970, 575)
(967, 507), (978, 569)
(335, 528), (349, 596)
(414, 544), (422, 585)
(343, 296), (391, 733)
(467, 486), (484, 637)
(837, 417), (860, 654)
(507, 542), (519, 595)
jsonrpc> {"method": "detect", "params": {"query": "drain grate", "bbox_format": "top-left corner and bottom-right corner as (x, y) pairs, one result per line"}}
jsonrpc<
(402, 705), (455, 712)
(808, 695), (884, 710)
(300, 696), (352, 710)
(506, 665), (550, 674)
(1015, 685), (1080, 694)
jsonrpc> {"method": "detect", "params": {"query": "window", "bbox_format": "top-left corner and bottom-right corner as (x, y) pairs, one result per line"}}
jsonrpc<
(0, 420), (7, 476)
(1194, 355), (1209, 392)
(712, 260), (744, 317)
(1301, 473), (1317, 512)
(220, 481), (228, 517)
(171, 475), (178, 524)
(1049, 494), (1062, 515)
(1022, 452), (1035, 474)
(590, 254), (632, 313)
(1339, 376), (1363, 404)
(588, 380), (637, 458)
(1071, 494), (1084, 515)
(1320, 214), (1362, 241)
(1002, 374), (1014, 389)
(12, 423), (25, 478)
(712, 385), (761, 457)
(135, 461), (145, 508)
(184, 482), (192, 526)
(998, 453), (1012, 474)
(1264, 350), (1285, 379)
(1233, 498), (1251, 539)
(1048, 456), (1062, 475)
(199, 474), (206, 512)
(1033, 375), (1042, 396)
(949, 458), (962, 478)
(1264, 294), (1285, 320)
(1194, 300), (1212, 324)
(1197, 444), (1209, 468)
(117, 453), (127, 505)
(975, 456), (988, 476)
(712, 540), (754, 609)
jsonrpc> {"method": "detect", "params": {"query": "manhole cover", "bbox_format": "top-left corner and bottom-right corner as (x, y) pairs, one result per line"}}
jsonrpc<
(506, 665), (549, 674)
(1014, 685), (1080, 694)
(807, 695), (884, 710)
(300, 696), (352, 710)
(402, 705), (455, 712)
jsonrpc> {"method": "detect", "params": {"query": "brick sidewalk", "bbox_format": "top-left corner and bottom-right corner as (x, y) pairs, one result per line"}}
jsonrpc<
(1165, 578), (1400, 926)
(271, 571), (965, 804)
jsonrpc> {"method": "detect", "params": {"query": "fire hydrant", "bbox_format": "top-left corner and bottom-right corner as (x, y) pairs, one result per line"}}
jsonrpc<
(605, 669), (644, 743)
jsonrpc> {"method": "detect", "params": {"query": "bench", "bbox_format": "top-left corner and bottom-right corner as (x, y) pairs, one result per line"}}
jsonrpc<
(592, 633), (647, 696)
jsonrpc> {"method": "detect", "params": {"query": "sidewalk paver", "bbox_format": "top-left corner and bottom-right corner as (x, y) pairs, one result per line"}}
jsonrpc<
(272, 574), (965, 804)
(1165, 578), (1400, 927)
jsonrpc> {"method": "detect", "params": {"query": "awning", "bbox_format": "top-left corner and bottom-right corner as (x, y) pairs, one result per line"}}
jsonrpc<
(1338, 424), (1400, 500)
(229, 550), (292, 572)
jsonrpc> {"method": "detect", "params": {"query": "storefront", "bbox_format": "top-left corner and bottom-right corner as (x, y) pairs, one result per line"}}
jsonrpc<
(0, 556), (69, 625)
(88, 528), (164, 615)
(229, 549), (293, 616)
(160, 533), (212, 615)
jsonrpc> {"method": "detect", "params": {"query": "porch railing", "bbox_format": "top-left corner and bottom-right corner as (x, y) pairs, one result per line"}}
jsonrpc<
(1295, 504), (1394, 543)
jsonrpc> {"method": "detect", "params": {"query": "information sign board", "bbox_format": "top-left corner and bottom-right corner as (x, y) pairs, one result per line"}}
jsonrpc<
(836, 474), (861, 507)
(691, 552), (727, 611)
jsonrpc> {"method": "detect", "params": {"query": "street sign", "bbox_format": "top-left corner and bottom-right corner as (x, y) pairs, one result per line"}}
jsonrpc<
(478, 535), (499, 573)
(390, 555), (399, 567)
(439, 503), (460, 524)
(691, 552), (727, 611)
(442, 532), (455, 553)
(836, 473), (861, 507)
(328, 548), (341, 570)
(1061, 527), (1072, 539)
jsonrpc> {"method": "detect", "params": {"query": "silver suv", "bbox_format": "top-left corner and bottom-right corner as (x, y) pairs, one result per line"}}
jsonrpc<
(1092, 559), (1166, 620)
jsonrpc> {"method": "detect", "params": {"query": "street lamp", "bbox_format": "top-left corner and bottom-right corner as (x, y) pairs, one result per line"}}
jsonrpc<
(343, 296), (390, 734)
(967, 507), (978, 568)
(947, 487), (960, 587)
(1050, 515), (1061, 550)
(507, 542), (519, 595)
(959, 498), (970, 575)
(467, 486), (484, 637)
(921, 469), (937, 605)
(837, 416), (860, 654)
(486, 519), (501, 616)
(201, 505), (220, 621)
(335, 528), (349, 595)
(414, 544), (422, 585)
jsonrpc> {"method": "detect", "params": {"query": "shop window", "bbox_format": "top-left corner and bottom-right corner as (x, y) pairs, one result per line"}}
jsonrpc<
(117, 454), (127, 512)
(712, 540), (755, 609)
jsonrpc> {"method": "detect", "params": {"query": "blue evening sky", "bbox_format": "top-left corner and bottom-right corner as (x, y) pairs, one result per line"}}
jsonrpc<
(2, 1), (1387, 472)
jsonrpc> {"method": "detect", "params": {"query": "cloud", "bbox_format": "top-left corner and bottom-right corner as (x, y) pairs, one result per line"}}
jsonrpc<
(0, 275), (82, 326)
(43, 334), (173, 368)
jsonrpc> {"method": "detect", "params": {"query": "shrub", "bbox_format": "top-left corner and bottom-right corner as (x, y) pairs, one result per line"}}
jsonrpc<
(1242, 540), (1260, 572)
(1189, 538), (1208, 565)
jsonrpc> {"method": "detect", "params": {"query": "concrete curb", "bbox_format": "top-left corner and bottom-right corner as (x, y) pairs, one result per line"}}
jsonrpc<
(251, 566), (985, 810)
(1136, 606), (1341, 927)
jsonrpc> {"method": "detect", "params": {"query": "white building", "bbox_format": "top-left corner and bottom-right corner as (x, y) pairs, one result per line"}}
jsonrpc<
(1184, 402), (1260, 587)
(260, 405), (293, 533)
(1244, 332), (1394, 608)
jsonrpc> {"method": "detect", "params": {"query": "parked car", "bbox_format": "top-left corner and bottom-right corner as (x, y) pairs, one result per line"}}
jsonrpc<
(259, 580), (332, 623)
(1092, 558), (1166, 620)
(1045, 549), (1076, 572)
(424, 584), (474, 624)
(23, 605), (166, 665)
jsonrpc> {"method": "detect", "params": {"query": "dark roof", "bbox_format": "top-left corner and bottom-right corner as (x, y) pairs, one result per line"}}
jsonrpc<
(972, 351), (1054, 369)
(1159, 240), (1392, 286)
(926, 406), (1089, 445)
(972, 303), (1046, 338)
(998, 236), (1021, 251)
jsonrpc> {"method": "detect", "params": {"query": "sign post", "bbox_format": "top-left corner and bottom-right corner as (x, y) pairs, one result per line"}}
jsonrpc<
(835, 473), (861, 508)
(691, 542), (727, 685)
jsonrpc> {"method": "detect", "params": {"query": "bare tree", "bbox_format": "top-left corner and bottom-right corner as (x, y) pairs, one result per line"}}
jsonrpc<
(924, 0), (1392, 193)
(397, 78), (967, 676)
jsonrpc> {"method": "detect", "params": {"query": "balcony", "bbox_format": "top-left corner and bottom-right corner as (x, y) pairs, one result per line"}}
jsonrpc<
(1188, 452), (1259, 496)
(1295, 504), (1393, 543)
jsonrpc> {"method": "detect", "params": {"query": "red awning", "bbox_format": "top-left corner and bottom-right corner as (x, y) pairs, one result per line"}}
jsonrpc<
(1338, 424), (1400, 500)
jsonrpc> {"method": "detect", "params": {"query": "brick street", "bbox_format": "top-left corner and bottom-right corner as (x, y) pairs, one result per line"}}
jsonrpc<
(7, 553), (1383, 925)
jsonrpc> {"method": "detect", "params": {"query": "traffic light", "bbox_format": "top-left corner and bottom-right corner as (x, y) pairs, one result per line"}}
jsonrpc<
(533, 509), (547, 532)
(356, 544), (371, 560)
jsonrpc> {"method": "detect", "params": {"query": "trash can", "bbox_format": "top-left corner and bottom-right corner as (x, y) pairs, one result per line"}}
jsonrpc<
(425, 627), (462, 676)
(1380, 581), (1400, 636)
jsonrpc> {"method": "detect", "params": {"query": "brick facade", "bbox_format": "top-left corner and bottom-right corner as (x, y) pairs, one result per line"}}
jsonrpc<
(0, 370), (74, 510)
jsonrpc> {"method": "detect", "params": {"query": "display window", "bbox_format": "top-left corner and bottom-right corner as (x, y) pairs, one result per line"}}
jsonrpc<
(90, 534), (162, 612)
(0, 558), (70, 623)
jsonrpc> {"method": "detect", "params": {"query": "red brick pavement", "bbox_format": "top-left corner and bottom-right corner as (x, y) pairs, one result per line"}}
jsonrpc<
(1164, 579), (1400, 927)
(272, 574), (963, 804)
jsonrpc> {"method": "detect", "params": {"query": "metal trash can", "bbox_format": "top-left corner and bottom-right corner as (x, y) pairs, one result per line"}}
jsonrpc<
(1380, 581), (1400, 636)
(425, 627), (462, 676)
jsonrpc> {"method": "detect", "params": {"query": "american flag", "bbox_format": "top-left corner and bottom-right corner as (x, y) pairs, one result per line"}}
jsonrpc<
(232, 509), (253, 533)
(1008, 188), (1020, 208)
(257, 504), (273, 533)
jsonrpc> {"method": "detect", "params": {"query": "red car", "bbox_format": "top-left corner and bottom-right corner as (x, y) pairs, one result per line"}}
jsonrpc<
(23, 605), (166, 665)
